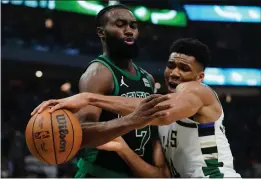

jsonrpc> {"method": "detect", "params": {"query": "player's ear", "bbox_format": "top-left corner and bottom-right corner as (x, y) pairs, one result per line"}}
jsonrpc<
(196, 72), (205, 82)
(97, 27), (105, 39)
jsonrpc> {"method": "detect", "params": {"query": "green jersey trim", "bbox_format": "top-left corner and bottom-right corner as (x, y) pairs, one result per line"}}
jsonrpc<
(202, 159), (224, 178)
(145, 75), (154, 92)
(89, 59), (119, 96)
(198, 124), (224, 178)
(139, 67), (154, 92)
(99, 55), (141, 81)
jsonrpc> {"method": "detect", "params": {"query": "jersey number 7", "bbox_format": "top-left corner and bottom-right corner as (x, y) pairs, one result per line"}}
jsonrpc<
(134, 126), (151, 156)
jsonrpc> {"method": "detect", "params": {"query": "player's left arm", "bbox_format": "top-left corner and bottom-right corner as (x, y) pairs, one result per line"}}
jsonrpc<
(97, 126), (170, 177)
(150, 82), (211, 125)
(117, 139), (170, 178)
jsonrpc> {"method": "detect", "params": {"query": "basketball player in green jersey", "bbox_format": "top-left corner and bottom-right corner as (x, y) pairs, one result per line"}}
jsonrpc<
(33, 39), (241, 178)
(32, 4), (170, 178)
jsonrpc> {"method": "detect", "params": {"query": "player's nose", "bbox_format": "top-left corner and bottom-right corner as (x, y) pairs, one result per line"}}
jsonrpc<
(169, 68), (181, 79)
(124, 25), (134, 37)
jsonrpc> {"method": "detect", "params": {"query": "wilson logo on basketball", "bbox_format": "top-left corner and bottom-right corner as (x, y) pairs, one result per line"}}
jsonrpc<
(56, 114), (69, 152)
(34, 131), (50, 139)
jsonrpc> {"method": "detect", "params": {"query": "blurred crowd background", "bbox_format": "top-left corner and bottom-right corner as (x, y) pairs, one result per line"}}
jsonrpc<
(1, 0), (261, 178)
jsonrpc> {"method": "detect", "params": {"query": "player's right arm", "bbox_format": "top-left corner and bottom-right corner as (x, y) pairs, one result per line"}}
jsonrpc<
(31, 69), (160, 117)
(34, 69), (156, 116)
(32, 93), (144, 116)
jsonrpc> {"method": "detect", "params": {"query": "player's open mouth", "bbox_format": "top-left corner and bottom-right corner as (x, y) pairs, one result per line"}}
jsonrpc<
(168, 83), (178, 92)
(124, 37), (135, 45)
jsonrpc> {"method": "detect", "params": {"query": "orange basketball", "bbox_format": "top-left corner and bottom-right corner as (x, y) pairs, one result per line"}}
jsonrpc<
(25, 108), (82, 164)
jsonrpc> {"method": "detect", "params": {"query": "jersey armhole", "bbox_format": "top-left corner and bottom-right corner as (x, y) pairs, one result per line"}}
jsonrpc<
(146, 75), (154, 93)
(139, 67), (155, 93)
(88, 59), (119, 96)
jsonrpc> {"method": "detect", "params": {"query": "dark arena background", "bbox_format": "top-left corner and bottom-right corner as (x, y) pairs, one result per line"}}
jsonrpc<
(1, 0), (261, 178)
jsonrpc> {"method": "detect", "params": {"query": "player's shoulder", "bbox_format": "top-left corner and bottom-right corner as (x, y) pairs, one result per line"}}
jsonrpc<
(176, 81), (210, 92)
(79, 61), (114, 93)
(81, 61), (113, 79)
(176, 82), (215, 103)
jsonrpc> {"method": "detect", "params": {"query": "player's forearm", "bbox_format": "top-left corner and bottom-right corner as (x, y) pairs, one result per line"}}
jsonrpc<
(80, 116), (135, 148)
(150, 118), (171, 126)
(87, 93), (142, 116)
(117, 147), (169, 178)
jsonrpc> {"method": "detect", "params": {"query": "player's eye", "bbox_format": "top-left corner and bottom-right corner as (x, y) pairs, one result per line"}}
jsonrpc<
(130, 22), (138, 29)
(115, 20), (125, 27)
(167, 62), (176, 69)
(181, 65), (190, 72)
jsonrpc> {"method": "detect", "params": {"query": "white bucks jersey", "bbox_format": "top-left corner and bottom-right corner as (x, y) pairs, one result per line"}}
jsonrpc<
(159, 91), (241, 178)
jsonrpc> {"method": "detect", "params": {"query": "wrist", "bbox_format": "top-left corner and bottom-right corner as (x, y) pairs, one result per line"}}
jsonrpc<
(116, 144), (129, 156)
(84, 92), (99, 105)
(82, 92), (91, 102)
(124, 114), (138, 131)
(87, 93), (101, 105)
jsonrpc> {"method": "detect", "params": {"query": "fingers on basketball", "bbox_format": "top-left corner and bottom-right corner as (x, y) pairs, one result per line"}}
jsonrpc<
(31, 101), (45, 116)
(38, 100), (59, 113)
(49, 103), (64, 113)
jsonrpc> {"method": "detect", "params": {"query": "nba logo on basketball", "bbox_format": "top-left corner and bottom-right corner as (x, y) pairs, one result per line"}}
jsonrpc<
(34, 131), (50, 139)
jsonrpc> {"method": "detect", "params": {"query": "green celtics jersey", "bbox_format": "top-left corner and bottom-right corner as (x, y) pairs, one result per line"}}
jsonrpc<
(75, 55), (159, 178)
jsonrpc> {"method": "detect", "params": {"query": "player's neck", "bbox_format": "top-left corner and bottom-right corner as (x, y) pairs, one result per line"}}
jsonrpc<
(103, 51), (134, 72)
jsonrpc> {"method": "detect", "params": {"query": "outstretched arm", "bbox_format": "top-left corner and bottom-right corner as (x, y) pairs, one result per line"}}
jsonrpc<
(31, 71), (156, 119)
(31, 86), (171, 149)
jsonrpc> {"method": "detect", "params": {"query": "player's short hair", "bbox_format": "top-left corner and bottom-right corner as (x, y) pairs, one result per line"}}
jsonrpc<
(96, 4), (131, 27)
(169, 38), (210, 70)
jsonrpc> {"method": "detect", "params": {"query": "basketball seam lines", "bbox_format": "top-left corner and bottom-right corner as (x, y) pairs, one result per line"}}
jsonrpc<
(50, 113), (58, 164)
(32, 113), (48, 163)
(62, 110), (74, 163)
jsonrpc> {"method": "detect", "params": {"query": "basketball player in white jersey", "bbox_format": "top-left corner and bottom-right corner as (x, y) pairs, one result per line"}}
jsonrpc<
(32, 38), (241, 178)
